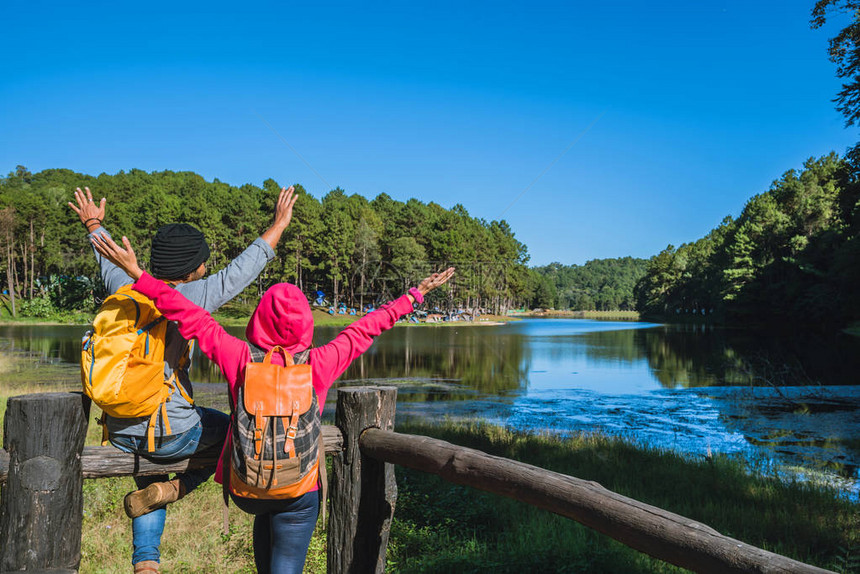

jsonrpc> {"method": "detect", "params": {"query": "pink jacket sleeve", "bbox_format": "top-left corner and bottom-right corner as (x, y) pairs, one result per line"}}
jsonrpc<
(310, 294), (414, 405)
(133, 272), (250, 399)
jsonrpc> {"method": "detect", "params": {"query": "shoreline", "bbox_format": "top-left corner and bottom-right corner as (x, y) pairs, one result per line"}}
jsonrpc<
(0, 313), (516, 329)
(510, 309), (641, 320)
(0, 304), (669, 328)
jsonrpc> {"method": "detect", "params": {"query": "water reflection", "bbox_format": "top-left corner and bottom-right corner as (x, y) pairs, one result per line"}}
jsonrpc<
(333, 326), (531, 394)
(635, 325), (860, 388)
(0, 325), (88, 366)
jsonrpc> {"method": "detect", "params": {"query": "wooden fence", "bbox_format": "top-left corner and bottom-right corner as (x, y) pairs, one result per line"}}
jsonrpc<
(0, 387), (834, 574)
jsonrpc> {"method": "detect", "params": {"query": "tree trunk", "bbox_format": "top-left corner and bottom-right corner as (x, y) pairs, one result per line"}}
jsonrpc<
(29, 219), (35, 300)
(296, 242), (303, 292)
(0, 393), (90, 572)
(328, 387), (398, 574)
(6, 239), (16, 317)
(333, 272), (339, 308)
(19, 244), (27, 303)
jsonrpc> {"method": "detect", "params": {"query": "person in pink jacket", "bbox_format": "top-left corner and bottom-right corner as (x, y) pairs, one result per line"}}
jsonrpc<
(90, 230), (454, 574)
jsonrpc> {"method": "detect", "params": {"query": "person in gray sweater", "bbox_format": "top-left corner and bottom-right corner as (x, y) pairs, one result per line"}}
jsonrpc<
(69, 185), (298, 574)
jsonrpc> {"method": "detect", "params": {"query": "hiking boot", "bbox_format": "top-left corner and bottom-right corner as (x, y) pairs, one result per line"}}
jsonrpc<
(133, 560), (160, 573)
(123, 479), (185, 518)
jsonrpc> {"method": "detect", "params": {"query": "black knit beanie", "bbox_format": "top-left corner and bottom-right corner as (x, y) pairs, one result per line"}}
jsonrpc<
(150, 223), (211, 280)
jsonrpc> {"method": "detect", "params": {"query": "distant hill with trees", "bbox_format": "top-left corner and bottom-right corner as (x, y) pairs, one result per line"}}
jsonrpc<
(634, 153), (860, 329)
(530, 257), (649, 311)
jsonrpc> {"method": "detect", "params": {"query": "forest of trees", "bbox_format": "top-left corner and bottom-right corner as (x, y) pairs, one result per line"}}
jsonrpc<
(531, 257), (648, 311)
(634, 153), (860, 328)
(0, 166), (539, 318)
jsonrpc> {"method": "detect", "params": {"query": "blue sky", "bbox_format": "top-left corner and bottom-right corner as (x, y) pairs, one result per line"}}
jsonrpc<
(1, 0), (855, 265)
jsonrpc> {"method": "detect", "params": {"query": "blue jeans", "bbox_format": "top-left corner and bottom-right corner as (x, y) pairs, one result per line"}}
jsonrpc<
(110, 406), (230, 565)
(231, 491), (320, 574)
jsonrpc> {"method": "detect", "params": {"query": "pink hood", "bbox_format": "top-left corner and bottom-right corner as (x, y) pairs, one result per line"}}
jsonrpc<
(245, 283), (314, 353)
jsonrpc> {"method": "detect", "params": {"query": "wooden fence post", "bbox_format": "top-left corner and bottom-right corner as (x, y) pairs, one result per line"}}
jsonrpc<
(0, 392), (89, 574)
(328, 386), (397, 574)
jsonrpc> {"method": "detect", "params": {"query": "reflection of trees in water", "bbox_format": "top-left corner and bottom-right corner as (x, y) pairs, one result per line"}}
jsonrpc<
(337, 328), (531, 393)
(0, 325), (87, 366)
(190, 326), (532, 394)
(635, 325), (860, 388)
(633, 325), (747, 388)
(577, 328), (646, 364)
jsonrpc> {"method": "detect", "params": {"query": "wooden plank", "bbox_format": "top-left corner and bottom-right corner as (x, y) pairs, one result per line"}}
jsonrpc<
(0, 425), (342, 482)
(0, 393), (90, 572)
(360, 429), (834, 574)
(328, 387), (398, 574)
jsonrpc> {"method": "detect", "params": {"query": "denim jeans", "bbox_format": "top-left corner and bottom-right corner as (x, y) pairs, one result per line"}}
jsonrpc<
(110, 406), (230, 565)
(231, 491), (320, 574)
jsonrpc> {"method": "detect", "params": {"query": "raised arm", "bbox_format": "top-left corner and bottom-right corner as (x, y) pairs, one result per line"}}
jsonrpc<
(175, 186), (298, 312)
(311, 267), (455, 392)
(69, 187), (133, 294)
(90, 233), (250, 391)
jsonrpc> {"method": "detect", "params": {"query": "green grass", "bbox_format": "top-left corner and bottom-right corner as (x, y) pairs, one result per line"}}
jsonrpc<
(0, 305), (94, 325)
(512, 310), (641, 321)
(844, 322), (860, 337)
(386, 420), (859, 574)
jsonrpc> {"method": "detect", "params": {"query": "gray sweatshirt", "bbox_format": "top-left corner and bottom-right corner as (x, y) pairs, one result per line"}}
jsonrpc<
(89, 226), (275, 437)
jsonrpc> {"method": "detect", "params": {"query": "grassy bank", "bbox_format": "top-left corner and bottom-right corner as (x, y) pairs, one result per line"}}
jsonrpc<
(212, 308), (359, 328)
(845, 322), (860, 337)
(1, 352), (856, 573)
(217, 309), (517, 328)
(0, 315), (91, 326)
(387, 421), (858, 573)
(512, 309), (641, 321)
(0, 308), (514, 329)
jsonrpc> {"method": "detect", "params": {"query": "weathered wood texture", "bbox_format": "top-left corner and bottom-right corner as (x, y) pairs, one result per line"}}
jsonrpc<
(361, 429), (834, 574)
(0, 393), (90, 572)
(0, 425), (343, 483)
(328, 387), (398, 574)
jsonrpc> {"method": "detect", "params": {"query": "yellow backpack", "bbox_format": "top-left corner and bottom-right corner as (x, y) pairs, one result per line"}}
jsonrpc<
(81, 284), (193, 451)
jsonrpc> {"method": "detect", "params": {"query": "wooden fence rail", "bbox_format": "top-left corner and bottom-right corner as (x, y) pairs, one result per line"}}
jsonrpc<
(0, 426), (343, 482)
(361, 427), (833, 574)
(0, 387), (836, 574)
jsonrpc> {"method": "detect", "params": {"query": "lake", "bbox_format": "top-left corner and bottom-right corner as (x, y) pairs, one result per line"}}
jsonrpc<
(2, 319), (859, 496)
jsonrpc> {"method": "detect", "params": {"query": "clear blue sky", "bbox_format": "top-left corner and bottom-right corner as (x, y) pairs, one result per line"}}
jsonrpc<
(1, 0), (855, 265)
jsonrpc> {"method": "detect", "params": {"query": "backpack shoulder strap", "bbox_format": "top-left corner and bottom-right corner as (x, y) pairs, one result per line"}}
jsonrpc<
(248, 342), (268, 363)
(247, 343), (311, 365)
(293, 349), (310, 365)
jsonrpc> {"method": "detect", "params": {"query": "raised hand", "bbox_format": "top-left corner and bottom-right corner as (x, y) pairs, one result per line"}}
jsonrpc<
(68, 187), (106, 232)
(273, 186), (299, 230)
(90, 233), (144, 280)
(261, 185), (299, 249)
(417, 267), (456, 296)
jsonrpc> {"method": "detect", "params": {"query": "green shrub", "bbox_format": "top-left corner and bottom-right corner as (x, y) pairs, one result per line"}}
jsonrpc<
(18, 295), (57, 318)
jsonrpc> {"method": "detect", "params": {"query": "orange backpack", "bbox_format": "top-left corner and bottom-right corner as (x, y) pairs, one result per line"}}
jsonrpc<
(227, 345), (324, 500)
